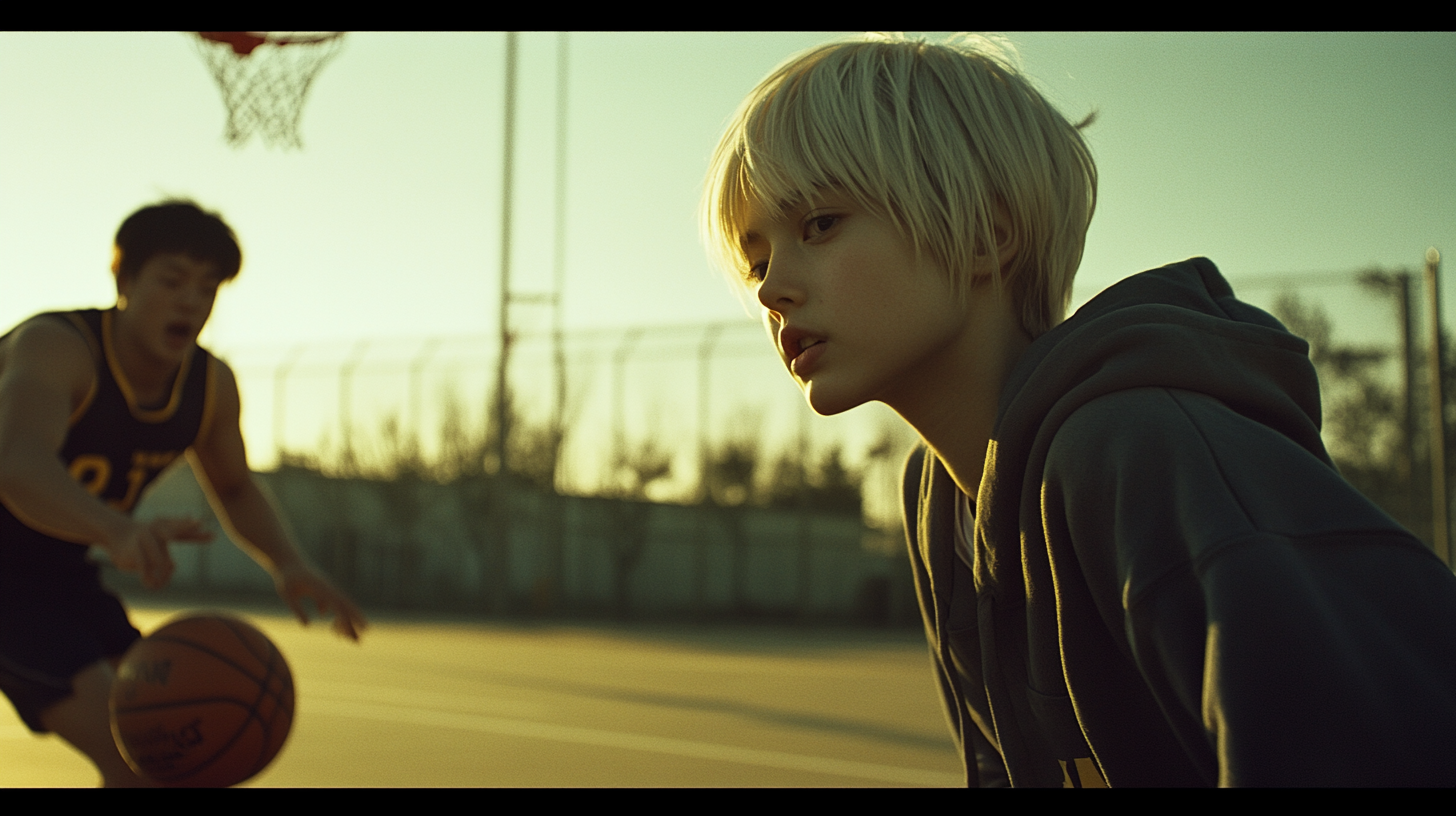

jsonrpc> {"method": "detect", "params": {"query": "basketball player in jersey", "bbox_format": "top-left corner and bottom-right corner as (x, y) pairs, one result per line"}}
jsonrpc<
(0, 200), (366, 786)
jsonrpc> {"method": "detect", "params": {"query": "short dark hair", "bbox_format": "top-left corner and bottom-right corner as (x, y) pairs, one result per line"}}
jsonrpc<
(113, 199), (242, 282)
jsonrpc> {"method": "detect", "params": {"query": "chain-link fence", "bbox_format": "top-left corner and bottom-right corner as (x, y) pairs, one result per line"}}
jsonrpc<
(153, 321), (921, 621)
(219, 321), (921, 529)
(153, 262), (1447, 618)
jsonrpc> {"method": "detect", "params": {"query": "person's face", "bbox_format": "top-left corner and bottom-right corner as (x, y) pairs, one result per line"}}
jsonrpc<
(741, 189), (970, 417)
(115, 252), (221, 368)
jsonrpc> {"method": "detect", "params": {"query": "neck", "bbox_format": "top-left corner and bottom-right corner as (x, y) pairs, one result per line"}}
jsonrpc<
(109, 308), (181, 402)
(890, 290), (1031, 498)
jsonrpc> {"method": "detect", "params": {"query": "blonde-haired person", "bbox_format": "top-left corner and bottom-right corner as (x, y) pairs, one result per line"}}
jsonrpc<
(703, 33), (1456, 787)
(705, 33), (1093, 340)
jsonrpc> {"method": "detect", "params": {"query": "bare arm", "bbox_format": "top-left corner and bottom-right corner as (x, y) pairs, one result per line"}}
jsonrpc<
(189, 359), (366, 640)
(0, 318), (208, 587)
(0, 318), (124, 542)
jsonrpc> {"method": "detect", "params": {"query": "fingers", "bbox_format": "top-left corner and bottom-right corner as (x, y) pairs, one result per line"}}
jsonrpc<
(273, 570), (312, 627)
(286, 594), (311, 627)
(138, 526), (174, 590)
(307, 587), (364, 642)
(331, 597), (367, 642)
(319, 581), (367, 641)
(284, 572), (367, 642)
(126, 518), (212, 589)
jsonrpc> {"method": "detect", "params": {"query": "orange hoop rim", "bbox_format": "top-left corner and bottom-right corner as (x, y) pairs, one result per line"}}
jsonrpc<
(197, 31), (344, 57)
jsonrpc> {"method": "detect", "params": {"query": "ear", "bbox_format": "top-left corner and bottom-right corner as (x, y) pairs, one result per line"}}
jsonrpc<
(112, 249), (132, 309)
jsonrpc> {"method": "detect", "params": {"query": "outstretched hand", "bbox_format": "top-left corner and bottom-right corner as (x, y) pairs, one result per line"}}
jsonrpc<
(105, 518), (214, 590)
(273, 564), (368, 641)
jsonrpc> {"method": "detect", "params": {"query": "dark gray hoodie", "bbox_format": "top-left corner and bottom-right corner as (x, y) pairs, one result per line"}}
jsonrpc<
(904, 257), (1456, 786)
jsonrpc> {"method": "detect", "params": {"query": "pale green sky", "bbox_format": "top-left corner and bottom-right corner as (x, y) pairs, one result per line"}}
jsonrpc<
(2, 32), (1451, 485)
(3, 32), (1451, 344)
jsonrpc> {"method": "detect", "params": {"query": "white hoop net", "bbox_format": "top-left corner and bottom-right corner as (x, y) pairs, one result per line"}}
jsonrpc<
(194, 32), (345, 150)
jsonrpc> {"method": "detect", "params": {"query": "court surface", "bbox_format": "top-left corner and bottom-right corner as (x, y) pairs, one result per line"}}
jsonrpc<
(1, 602), (962, 787)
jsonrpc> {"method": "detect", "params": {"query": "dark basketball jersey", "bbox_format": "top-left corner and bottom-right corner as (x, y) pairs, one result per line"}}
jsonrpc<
(0, 309), (216, 580)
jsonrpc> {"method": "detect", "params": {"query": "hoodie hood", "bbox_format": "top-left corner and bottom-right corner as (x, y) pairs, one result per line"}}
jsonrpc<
(975, 257), (1328, 595)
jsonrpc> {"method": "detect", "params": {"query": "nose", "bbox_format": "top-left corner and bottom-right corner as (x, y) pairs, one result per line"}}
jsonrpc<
(184, 284), (216, 316)
(755, 257), (804, 314)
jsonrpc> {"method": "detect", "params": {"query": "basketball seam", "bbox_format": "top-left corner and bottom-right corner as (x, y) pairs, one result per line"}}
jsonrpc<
(222, 617), (294, 777)
(114, 617), (293, 786)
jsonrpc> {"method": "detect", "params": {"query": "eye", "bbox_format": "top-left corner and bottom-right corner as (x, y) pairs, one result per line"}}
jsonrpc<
(744, 260), (768, 285)
(804, 214), (840, 240)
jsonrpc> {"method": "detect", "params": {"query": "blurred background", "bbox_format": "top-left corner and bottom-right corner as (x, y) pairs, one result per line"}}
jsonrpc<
(2, 31), (1453, 620)
(3, 30), (1455, 788)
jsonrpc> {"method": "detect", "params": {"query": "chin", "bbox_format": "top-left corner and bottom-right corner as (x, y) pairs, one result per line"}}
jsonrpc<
(803, 384), (864, 417)
(151, 343), (190, 366)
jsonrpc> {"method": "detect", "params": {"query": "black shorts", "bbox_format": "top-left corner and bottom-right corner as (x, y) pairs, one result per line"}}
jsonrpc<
(0, 559), (141, 733)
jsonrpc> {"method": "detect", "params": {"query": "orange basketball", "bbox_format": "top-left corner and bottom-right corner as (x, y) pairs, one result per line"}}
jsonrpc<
(109, 613), (295, 787)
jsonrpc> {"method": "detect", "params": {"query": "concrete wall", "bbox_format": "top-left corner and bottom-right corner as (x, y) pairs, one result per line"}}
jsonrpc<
(133, 462), (920, 625)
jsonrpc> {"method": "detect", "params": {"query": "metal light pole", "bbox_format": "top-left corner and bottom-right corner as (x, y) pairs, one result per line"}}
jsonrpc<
(489, 33), (569, 613)
(491, 31), (519, 612)
(540, 31), (571, 614)
(552, 32), (569, 478)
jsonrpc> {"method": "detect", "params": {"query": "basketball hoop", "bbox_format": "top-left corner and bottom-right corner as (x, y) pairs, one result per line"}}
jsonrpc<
(194, 32), (345, 150)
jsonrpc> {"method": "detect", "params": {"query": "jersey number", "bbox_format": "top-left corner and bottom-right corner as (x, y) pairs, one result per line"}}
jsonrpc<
(68, 450), (179, 512)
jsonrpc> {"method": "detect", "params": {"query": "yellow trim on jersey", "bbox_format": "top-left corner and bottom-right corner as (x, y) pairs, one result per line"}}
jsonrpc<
(61, 313), (100, 427)
(1059, 757), (1109, 788)
(196, 354), (219, 444)
(101, 309), (192, 422)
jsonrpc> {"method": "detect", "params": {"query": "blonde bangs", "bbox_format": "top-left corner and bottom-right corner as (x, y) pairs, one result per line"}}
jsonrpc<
(702, 34), (1097, 336)
(704, 42), (876, 285)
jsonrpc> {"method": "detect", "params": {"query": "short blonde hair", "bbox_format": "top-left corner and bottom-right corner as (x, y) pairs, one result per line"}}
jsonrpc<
(702, 33), (1097, 337)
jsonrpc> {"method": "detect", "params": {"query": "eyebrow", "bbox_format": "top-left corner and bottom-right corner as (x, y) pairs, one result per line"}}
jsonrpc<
(159, 256), (227, 283)
(156, 256), (195, 271)
(737, 196), (806, 254)
(775, 195), (808, 217)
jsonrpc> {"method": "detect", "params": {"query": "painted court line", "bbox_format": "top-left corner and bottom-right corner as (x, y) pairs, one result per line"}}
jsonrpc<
(309, 680), (549, 718)
(307, 695), (961, 786)
(0, 723), (33, 740)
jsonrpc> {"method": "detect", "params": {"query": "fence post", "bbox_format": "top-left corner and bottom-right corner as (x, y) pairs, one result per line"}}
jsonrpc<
(1396, 272), (1415, 526)
(1425, 248), (1448, 566)
(695, 324), (724, 618)
(409, 338), (442, 448)
(273, 343), (306, 462)
(339, 339), (370, 472)
(612, 328), (644, 470)
(796, 402), (813, 619)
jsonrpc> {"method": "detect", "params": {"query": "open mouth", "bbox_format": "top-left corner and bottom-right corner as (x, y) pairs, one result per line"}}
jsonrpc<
(788, 336), (826, 378)
(781, 328), (823, 364)
(793, 337), (822, 361)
